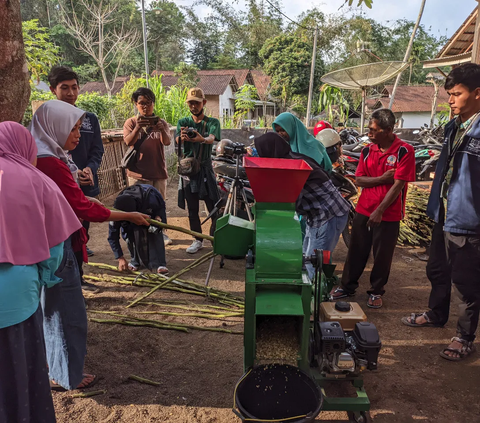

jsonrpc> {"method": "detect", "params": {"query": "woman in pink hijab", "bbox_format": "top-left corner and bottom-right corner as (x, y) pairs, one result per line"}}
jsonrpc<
(0, 122), (81, 423)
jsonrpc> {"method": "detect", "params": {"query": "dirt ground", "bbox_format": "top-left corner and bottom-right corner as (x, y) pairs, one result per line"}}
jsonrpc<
(52, 179), (480, 423)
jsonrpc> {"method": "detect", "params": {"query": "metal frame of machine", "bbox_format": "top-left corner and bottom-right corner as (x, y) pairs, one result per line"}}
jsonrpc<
(214, 157), (381, 423)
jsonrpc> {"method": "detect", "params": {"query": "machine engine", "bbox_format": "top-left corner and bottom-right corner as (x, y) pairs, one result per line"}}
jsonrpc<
(313, 320), (381, 376)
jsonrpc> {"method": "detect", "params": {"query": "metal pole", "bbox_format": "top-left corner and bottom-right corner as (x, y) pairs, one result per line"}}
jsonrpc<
(430, 80), (439, 128)
(360, 89), (366, 133)
(388, 0), (427, 109)
(305, 26), (318, 127)
(472, 0), (480, 64)
(141, 0), (150, 87)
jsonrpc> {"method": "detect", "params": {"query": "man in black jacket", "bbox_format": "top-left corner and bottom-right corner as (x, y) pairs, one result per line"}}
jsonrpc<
(48, 66), (104, 291)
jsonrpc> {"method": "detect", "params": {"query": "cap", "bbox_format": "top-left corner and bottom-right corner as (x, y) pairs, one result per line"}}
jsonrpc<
(186, 87), (205, 102)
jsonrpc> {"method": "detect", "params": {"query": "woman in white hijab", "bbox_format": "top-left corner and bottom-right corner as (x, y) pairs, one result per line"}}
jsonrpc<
(29, 100), (151, 390)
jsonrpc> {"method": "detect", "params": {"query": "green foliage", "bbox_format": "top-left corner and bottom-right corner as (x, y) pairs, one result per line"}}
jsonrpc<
(436, 103), (451, 126)
(234, 84), (258, 119)
(345, 0), (373, 8)
(174, 63), (200, 90)
(76, 93), (117, 128)
(114, 75), (189, 126)
(260, 33), (324, 106)
(318, 85), (350, 125)
(73, 64), (101, 84)
(22, 87), (55, 126)
(22, 19), (60, 83)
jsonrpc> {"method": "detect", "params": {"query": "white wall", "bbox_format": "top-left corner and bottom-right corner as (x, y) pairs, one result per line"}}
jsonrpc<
(400, 112), (436, 128)
(219, 84), (235, 118)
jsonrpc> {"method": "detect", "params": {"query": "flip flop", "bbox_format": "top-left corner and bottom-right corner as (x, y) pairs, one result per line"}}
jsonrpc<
(367, 294), (382, 309)
(50, 381), (67, 392)
(77, 374), (98, 390)
(401, 312), (442, 328)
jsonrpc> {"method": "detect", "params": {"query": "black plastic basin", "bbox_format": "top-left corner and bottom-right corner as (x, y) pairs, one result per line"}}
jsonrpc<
(234, 364), (323, 422)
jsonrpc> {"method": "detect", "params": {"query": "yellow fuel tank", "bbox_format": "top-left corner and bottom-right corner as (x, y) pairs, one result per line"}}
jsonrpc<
(320, 302), (367, 331)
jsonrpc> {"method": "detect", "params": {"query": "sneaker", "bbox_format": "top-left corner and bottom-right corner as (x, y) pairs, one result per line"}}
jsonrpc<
(163, 233), (173, 246)
(86, 247), (94, 257)
(81, 280), (100, 293)
(186, 240), (203, 254)
(157, 266), (169, 275)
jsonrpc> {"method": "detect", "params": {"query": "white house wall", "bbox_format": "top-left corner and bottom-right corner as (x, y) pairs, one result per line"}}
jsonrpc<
(219, 84), (235, 118)
(399, 112), (437, 128)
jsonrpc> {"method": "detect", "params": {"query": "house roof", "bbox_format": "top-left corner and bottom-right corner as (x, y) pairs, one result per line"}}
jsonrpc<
(80, 77), (130, 95)
(424, 7), (477, 68)
(250, 70), (271, 100)
(437, 7), (477, 58)
(155, 73), (239, 96)
(367, 85), (450, 113)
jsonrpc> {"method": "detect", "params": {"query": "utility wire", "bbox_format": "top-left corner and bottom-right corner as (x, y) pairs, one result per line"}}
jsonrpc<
(262, 0), (315, 31)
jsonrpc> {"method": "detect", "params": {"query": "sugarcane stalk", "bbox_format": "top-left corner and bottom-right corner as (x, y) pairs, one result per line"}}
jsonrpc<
(127, 251), (216, 308)
(72, 390), (106, 398)
(107, 208), (214, 242)
(128, 375), (161, 386)
(89, 318), (189, 333)
(89, 311), (243, 335)
(134, 310), (244, 319)
(138, 301), (243, 314)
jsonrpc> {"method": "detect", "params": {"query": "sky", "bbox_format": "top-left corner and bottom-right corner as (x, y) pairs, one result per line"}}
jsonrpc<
(166, 0), (478, 40)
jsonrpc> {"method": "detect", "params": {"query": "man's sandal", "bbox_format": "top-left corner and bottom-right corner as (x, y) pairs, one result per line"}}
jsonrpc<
(367, 294), (382, 309)
(401, 312), (443, 327)
(329, 287), (353, 300)
(440, 337), (476, 362)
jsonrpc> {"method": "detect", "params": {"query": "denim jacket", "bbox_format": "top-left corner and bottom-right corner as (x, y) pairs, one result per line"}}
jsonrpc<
(427, 116), (480, 234)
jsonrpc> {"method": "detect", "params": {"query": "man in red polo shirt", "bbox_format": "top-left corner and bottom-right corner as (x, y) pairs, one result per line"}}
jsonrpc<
(331, 108), (415, 308)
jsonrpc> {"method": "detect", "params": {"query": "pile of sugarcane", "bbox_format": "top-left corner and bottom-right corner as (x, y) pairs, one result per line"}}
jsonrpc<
(84, 256), (244, 335)
(398, 186), (434, 246)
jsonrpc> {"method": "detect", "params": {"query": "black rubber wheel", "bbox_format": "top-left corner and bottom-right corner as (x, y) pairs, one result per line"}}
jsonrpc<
(347, 411), (371, 423)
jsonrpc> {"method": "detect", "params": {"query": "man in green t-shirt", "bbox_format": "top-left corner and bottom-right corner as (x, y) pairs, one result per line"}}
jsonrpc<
(176, 87), (221, 254)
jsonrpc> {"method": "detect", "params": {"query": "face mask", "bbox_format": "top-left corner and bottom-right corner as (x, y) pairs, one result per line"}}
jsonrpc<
(192, 108), (204, 117)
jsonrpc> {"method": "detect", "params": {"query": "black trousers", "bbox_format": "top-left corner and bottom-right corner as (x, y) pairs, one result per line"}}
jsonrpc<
(445, 232), (480, 342)
(425, 219), (452, 325)
(341, 212), (399, 296)
(184, 183), (218, 241)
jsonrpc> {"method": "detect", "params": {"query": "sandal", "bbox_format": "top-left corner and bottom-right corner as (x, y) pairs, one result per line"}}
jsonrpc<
(128, 263), (139, 272)
(401, 312), (442, 327)
(367, 294), (383, 309)
(157, 266), (169, 275)
(440, 337), (476, 362)
(50, 374), (98, 391)
(329, 287), (353, 301)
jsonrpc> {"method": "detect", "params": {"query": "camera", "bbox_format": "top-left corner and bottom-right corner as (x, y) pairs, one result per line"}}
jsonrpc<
(231, 142), (248, 156)
(186, 127), (197, 138)
(139, 115), (159, 127)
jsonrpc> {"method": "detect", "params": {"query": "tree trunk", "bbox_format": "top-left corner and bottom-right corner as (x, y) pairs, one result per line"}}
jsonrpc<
(0, 0), (31, 123)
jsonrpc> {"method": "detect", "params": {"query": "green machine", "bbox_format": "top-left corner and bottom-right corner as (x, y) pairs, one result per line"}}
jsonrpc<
(214, 157), (381, 423)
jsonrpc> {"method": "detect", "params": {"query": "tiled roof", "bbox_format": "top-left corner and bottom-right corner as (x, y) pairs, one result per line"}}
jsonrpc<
(152, 69), (254, 86)
(367, 85), (450, 113)
(80, 77), (130, 95)
(156, 73), (238, 96)
(251, 70), (271, 100)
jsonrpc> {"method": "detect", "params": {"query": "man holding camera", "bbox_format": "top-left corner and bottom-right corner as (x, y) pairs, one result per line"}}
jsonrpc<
(123, 87), (171, 201)
(176, 88), (221, 254)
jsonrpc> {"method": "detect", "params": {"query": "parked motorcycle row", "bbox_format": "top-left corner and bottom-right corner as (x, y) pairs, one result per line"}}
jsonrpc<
(209, 123), (444, 248)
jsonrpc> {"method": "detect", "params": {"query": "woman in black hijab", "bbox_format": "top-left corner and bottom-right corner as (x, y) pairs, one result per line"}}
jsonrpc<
(255, 133), (351, 278)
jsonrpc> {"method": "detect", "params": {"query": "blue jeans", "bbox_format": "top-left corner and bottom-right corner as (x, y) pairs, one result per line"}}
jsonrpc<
(304, 213), (349, 280)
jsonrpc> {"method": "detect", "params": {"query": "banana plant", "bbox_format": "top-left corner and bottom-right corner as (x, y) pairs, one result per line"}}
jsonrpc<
(318, 84), (351, 126)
